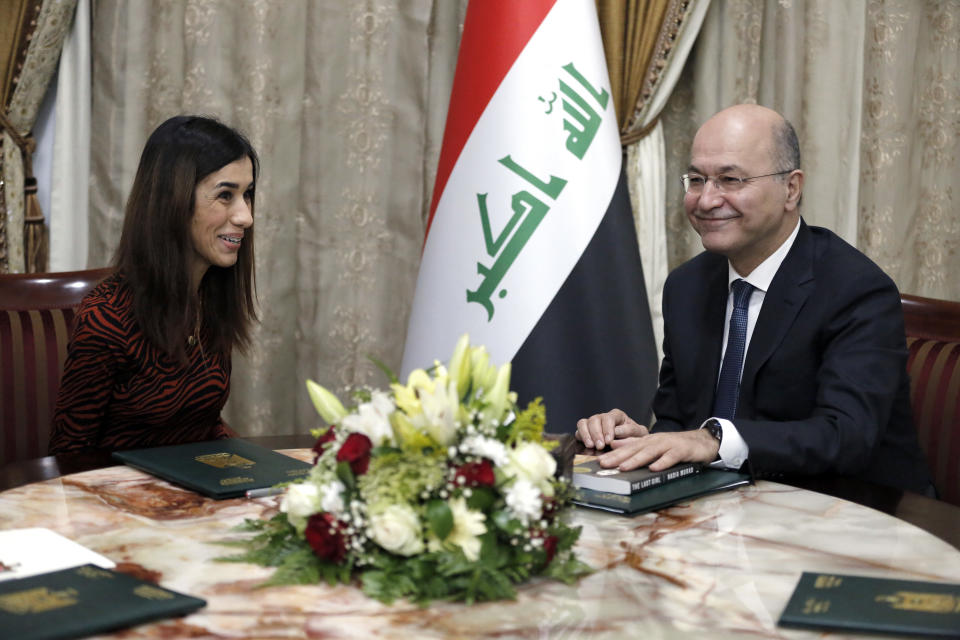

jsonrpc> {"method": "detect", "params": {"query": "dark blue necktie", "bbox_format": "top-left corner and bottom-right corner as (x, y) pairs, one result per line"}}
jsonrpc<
(713, 279), (754, 420)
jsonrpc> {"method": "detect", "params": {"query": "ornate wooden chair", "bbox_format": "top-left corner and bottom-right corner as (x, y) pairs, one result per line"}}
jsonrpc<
(0, 268), (112, 465)
(901, 293), (960, 506)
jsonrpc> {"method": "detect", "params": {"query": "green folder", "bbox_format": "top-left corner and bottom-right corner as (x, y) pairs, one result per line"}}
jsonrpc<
(0, 564), (205, 640)
(572, 467), (751, 515)
(112, 438), (312, 499)
(779, 572), (960, 637)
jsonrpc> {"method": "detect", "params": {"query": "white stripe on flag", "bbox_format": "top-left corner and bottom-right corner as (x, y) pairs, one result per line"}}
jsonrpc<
(402, 0), (620, 374)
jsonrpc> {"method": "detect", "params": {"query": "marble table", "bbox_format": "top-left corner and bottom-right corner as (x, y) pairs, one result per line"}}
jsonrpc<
(1, 448), (959, 639)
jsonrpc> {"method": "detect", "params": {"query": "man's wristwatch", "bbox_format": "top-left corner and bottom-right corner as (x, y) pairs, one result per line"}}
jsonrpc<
(704, 418), (723, 458)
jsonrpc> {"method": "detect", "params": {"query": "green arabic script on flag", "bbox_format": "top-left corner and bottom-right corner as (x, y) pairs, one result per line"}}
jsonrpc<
(467, 62), (609, 320)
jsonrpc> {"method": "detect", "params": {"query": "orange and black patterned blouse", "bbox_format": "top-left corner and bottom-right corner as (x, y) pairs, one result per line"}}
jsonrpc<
(48, 274), (230, 454)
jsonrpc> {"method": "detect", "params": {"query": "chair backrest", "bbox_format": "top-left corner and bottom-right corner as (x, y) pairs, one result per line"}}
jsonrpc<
(0, 268), (113, 465)
(901, 293), (960, 506)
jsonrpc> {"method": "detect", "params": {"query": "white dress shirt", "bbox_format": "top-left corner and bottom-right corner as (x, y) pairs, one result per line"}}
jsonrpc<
(703, 218), (802, 469)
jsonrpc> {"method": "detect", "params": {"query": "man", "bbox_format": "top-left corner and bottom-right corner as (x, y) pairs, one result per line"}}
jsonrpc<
(576, 104), (931, 494)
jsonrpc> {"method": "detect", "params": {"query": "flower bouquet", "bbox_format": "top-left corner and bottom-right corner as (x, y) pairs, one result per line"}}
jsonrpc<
(222, 335), (590, 604)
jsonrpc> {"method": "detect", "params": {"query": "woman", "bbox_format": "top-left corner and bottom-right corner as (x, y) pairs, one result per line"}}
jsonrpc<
(48, 116), (259, 454)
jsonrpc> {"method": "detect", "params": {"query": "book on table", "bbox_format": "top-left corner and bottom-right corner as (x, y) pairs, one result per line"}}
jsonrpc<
(112, 437), (312, 499)
(0, 564), (205, 640)
(571, 458), (701, 494)
(778, 571), (960, 637)
(572, 468), (752, 515)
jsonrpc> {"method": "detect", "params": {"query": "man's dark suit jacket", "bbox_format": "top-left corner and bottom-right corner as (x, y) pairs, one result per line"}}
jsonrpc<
(651, 221), (931, 493)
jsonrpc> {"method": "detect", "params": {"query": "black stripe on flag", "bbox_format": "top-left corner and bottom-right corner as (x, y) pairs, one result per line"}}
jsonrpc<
(510, 165), (659, 433)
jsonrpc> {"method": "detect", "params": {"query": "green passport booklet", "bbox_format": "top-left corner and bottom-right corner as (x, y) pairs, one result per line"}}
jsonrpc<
(572, 468), (751, 515)
(112, 438), (312, 499)
(0, 564), (205, 640)
(779, 572), (960, 637)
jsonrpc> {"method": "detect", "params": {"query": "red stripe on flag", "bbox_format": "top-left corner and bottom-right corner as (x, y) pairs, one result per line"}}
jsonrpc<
(424, 0), (557, 244)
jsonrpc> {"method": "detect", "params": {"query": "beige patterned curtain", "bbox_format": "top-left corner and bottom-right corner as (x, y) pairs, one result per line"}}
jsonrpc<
(89, 0), (467, 436)
(0, 0), (77, 273)
(661, 0), (960, 301)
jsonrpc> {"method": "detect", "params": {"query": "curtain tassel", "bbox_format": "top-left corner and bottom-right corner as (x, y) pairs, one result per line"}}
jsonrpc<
(23, 174), (48, 273)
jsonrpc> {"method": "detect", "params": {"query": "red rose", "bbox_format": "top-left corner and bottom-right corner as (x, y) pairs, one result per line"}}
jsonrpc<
(542, 535), (558, 566)
(336, 432), (373, 475)
(454, 460), (495, 487)
(312, 426), (337, 463)
(305, 513), (347, 563)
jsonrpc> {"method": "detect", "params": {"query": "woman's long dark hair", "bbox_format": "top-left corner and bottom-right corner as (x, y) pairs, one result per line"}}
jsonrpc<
(114, 115), (259, 361)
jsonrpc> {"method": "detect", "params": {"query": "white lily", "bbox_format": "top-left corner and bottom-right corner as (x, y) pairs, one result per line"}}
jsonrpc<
(469, 347), (497, 395)
(341, 390), (396, 446)
(428, 497), (487, 561)
(479, 363), (512, 426)
(415, 376), (460, 446)
(447, 334), (472, 399)
(306, 379), (348, 424)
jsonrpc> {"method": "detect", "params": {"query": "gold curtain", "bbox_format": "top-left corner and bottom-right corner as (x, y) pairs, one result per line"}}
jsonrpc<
(596, 0), (685, 143)
(0, 0), (76, 274)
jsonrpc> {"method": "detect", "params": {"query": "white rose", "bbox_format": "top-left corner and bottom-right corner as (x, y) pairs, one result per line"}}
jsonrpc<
(342, 391), (396, 446)
(369, 504), (424, 557)
(280, 482), (322, 531)
(319, 480), (346, 515)
(506, 442), (557, 489)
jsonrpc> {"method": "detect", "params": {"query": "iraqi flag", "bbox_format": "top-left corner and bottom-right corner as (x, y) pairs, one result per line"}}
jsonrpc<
(402, 0), (659, 432)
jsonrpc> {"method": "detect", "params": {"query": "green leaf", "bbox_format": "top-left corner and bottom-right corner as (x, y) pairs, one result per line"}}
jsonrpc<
(367, 355), (400, 385)
(542, 552), (593, 584)
(552, 523), (583, 551)
(426, 499), (454, 540)
(336, 460), (356, 490)
(260, 547), (323, 587)
(491, 510), (524, 536)
(466, 486), (496, 511)
(370, 445), (401, 457)
(478, 531), (505, 567)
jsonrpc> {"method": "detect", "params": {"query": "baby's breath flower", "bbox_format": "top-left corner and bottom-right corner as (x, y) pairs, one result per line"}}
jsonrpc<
(505, 479), (543, 525)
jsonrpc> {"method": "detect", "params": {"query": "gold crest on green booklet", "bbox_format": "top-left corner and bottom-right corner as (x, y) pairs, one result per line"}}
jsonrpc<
(194, 452), (256, 469)
(780, 572), (960, 637)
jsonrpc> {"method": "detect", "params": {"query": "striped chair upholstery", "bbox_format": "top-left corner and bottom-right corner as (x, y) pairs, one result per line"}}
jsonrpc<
(0, 268), (112, 465)
(902, 293), (960, 506)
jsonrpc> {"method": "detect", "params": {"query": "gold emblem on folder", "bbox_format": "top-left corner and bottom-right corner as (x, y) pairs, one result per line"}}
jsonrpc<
(0, 587), (79, 614)
(195, 452), (256, 469)
(134, 585), (174, 600)
(75, 566), (113, 580)
(876, 591), (959, 614)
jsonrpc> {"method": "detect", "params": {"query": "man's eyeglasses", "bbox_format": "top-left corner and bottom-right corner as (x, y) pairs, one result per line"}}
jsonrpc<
(680, 169), (794, 194)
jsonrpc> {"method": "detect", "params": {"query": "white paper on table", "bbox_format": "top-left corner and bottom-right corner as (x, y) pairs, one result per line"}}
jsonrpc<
(0, 528), (115, 581)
